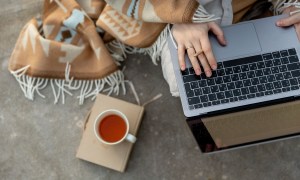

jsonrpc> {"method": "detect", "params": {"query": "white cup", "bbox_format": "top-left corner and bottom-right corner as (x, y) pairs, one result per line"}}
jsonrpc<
(94, 109), (137, 145)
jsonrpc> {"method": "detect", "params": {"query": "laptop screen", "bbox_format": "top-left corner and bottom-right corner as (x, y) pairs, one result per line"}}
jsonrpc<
(187, 100), (300, 153)
(187, 117), (300, 153)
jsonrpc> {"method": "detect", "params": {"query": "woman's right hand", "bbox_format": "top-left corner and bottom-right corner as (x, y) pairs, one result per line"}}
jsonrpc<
(276, 5), (300, 41)
(172, 22), (226, 77)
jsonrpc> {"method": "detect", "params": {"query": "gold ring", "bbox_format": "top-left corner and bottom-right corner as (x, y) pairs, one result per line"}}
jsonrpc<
(193, 50), (203, 57)
(186, 46), (194, 50)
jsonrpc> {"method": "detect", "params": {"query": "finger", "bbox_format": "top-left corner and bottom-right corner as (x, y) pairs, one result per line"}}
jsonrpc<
(295, 23), (300, 41)
(191, 40), (203, 57)
(209, 22), (227, 45)
(199, 34), (218, 71)
(282, 6), (296, 15)
(191, 40), (204, 75)
(177, 44), (186, 70)
(187, 48), (201, 75)
(277, 14), (300, 27)
(198, 53), (212, 77)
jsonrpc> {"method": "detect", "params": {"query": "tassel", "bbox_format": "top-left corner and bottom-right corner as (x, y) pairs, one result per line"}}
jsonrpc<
(192, 5), (221, 23)
(10, 65), (126, 105)
(269, 0), (299, 15)
(106, 24), (171, 65)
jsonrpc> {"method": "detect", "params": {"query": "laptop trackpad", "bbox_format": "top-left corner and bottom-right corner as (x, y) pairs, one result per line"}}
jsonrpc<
(210, 23), (262, 61)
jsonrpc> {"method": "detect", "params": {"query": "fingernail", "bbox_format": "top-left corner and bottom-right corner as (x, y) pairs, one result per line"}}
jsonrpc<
(196, 69), (201, 75)
(181, 65), (185, 70)
(212, 65), (217, 70)
(276, 21), (281, 26)
(206, 70), (211, 77)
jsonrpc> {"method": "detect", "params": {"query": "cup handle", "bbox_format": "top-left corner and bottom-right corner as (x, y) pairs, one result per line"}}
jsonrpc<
(125, 133), (137, 143)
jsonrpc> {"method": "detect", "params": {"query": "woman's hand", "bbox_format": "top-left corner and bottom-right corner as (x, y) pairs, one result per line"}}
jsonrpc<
(172, 22), (226, 77)
(276, 6), (300, 41)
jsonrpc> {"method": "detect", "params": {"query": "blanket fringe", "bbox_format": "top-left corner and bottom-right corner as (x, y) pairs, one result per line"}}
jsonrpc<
(106, 41), (127, 66)
(192, 5), (221, 23)
(106, 25), (170, 65)
(10, 65), (125, 105)
(269, 0), (299, 15)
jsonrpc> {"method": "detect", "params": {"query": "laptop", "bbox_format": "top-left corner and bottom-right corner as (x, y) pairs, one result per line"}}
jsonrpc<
(168, 15), (300, 153)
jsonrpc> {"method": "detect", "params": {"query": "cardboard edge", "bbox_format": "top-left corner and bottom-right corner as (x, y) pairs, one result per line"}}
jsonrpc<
(76, 110), (91, 158)
(83, 110), (92, 131)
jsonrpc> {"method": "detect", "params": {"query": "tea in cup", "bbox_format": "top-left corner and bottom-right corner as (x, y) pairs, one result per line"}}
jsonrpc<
(94, 109), (136, 145)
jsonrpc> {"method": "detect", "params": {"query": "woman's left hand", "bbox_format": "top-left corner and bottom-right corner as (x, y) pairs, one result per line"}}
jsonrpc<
(276, 6), (300, 41)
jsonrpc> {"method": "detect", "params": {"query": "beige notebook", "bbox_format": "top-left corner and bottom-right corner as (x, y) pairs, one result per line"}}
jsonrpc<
(76, 94), (144, 172)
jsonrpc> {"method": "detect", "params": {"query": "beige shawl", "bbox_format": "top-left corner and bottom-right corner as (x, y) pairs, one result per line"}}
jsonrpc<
(9, 0), (211, 104)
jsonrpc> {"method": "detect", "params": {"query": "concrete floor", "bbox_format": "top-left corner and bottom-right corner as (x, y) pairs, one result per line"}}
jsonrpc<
(1, 1), (300, 180)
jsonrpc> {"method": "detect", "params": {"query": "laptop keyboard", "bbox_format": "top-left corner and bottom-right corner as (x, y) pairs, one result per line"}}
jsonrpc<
(182, 48), (300, 110)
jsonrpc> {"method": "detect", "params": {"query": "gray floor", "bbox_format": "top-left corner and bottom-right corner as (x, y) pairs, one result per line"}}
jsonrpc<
(1, 1), (300, 180)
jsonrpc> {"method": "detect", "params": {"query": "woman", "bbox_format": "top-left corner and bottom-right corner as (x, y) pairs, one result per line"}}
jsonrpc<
(101, 0), (300, 96)
(9, 0), (300, 103)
